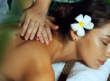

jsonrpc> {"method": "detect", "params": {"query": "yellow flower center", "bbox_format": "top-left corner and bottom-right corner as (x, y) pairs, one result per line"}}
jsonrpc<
(79, 22), (84, 27)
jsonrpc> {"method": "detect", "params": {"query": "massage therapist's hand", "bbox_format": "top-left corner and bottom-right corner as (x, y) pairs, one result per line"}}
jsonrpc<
(35, 16), (59, 45)
(18, 7), (47, 40)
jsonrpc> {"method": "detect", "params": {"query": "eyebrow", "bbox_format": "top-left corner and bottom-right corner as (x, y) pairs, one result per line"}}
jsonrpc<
(103, 34), (110, 38)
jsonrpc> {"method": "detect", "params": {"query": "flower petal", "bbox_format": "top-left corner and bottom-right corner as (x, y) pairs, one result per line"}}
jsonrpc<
(83, 22), (94, 29)
(71, 23), (80, 31)
(75, 14), (83, 23)
(83, 15), (92, 25)
(77, 28), (85, 36)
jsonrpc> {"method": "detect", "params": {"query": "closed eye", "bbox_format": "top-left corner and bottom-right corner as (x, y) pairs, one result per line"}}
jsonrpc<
(102, 41), (107, 46)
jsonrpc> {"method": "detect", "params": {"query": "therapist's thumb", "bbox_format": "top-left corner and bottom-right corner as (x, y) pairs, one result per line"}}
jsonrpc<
(50, 23), (59, 30)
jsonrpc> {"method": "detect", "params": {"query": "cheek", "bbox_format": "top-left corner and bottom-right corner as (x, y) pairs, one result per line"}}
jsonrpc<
(80, 39), (101, 60)
(76, 39), (90, 60)
(77, 37), (91, 57)
(80, 37), (103, 57)
(76, 38), (102, 69)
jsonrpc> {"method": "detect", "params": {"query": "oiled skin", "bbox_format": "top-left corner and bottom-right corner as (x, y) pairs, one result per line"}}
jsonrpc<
(0, 22), (73, 81)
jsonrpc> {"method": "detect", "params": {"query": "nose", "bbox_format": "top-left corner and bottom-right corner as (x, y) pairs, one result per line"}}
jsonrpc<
(104, 53), (110, 58)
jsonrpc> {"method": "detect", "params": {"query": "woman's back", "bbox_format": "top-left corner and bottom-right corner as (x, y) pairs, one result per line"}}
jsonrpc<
(0, 22), (64, 81)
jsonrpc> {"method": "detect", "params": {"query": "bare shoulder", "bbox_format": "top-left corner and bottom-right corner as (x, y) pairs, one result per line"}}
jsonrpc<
(0, 41), (51, 81)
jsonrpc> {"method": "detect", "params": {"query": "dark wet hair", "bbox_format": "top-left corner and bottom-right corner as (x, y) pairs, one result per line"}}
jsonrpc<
(52, 0), (110, 41)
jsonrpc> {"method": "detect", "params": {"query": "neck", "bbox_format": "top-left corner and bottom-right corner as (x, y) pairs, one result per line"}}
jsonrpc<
(51, 31), (79, 63)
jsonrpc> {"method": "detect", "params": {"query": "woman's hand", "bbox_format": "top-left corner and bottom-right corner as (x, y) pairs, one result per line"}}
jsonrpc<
(35, 16), (59, 45)
(18, 7), (47, 40)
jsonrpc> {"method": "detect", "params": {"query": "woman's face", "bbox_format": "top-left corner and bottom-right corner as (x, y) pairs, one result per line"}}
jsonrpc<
(76, 23), (110, 69)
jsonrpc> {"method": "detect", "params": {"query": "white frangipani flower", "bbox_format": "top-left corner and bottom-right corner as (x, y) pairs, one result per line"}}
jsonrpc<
(71, 14), (94, 36)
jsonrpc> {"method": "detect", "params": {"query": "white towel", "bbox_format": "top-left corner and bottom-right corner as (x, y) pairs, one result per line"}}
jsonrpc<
(52, 62), (66, 81)
(66, 59), (110, 81)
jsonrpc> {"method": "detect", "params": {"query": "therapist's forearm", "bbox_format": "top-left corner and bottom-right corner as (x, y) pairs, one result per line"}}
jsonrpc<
(17, 0), (33, 11)
(17, 0), (52, 14)
(32, 0), (52, 14)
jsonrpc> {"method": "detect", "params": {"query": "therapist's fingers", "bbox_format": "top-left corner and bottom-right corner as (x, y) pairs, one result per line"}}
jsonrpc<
(35, 37), (40, 41)
(45, 25), (52, 41)
(24, 20), (35, 40)
(30, 22), (39, 40)
(41, 28), (49, 45)
(39, 34), (44, 44)
(21, 17), (30, 37)
(36, 23), (44, 37)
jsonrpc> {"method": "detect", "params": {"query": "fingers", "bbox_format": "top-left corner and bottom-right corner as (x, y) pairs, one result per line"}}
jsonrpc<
(46, 16), (59, 30)
(45, 25), (52, 41)
(35, 37), (40, 41)
(48, 20), (59, 30)
(50, 25), (59, 30)
(36, 28), (49, 45)
(21, 19), (44, 40)
(21, 17), (30, 37)
(19, 9), (48, 41)
(37, 23), (44, 37)
(30, 22), (39, 40)
(41, 28), (49, 45)
(24, 20), (35, 40)
(39, 34), (44, 44)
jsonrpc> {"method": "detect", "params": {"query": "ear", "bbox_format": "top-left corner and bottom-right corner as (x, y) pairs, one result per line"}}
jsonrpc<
(70, 28), (78, 41)
(70, 28), (82, 41)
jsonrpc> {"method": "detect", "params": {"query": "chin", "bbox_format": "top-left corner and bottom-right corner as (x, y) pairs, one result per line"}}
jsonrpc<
(89, 65), (100, 69)
(81, 60), (100, 69)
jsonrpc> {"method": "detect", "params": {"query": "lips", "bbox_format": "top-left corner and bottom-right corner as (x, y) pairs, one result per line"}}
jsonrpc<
(98, 60), (105, 65)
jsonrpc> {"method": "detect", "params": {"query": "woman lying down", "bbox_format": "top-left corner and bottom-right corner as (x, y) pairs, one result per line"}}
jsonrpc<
(1, 0), (110, 81)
